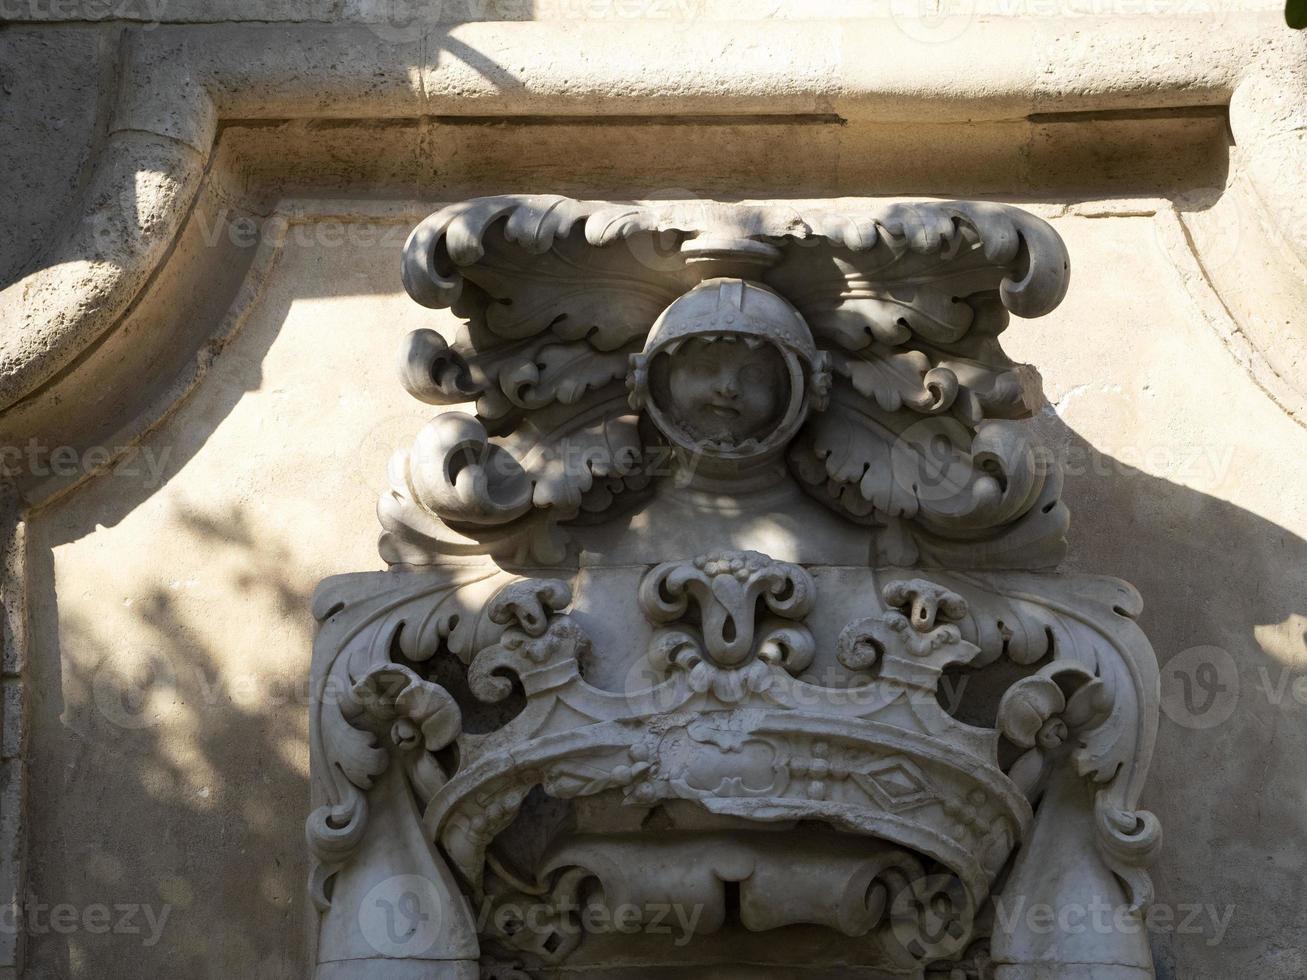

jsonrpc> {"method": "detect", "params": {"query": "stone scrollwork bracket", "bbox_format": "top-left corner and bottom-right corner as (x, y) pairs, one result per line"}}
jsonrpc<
(306, 194), (1163, 980)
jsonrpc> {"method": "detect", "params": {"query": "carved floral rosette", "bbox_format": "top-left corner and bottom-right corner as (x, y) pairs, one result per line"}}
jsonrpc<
(306, 196), (1161, 980)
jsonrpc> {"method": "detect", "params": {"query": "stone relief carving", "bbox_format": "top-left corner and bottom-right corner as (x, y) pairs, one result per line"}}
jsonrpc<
(308, 195), (1161, 979)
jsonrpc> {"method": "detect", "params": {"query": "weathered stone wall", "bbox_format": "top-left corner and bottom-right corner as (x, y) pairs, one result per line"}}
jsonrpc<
(1, 8), (1305, 980)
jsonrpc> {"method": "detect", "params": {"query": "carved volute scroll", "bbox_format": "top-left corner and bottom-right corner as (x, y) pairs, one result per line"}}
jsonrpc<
(308, 196), (1161, 980)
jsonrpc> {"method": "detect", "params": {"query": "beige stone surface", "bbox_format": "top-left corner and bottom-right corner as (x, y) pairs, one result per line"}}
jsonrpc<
(1, 8), (1305, 980)
(9, 201), (1302, 978)
(0, 28), (112, 288)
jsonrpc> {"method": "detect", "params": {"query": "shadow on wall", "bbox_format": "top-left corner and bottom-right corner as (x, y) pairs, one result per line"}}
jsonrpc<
(14, 398), (1307, 978)
(1025, 413), (1307, 980)
(22, 505), (312, 980)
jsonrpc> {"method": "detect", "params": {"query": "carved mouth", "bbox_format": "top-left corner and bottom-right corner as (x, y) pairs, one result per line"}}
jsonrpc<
(707, 404), (740, 419)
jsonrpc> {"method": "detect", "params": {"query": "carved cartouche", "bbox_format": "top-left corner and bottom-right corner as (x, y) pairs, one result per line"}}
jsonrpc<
(309, 196), (1160, 980)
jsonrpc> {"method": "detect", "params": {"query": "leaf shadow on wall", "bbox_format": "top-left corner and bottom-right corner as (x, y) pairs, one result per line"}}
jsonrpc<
(15, 410), (1307, 979)
(23, 506), (312, 980)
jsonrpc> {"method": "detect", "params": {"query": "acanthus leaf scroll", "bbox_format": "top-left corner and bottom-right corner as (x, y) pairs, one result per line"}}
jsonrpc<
(387, 195), (1070, 571)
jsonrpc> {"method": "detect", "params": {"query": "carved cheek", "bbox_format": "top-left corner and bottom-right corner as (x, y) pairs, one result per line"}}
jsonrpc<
(739, 363), (782, 414)
(738, 382), (775, 426)
(669, 366), (709, 409)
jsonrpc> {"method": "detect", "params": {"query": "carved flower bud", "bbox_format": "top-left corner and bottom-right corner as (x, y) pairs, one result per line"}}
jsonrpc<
(997, 674), (1066, 749)
(810, 350), (833, 412)
(488, 579), (573, 637)
(882, 579), (968, 634)
(1036, 718), (1069, 749)
(391, 718), (420, 750)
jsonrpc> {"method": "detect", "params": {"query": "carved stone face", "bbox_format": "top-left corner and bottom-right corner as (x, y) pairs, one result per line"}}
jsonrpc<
(661, 336), (789, 446)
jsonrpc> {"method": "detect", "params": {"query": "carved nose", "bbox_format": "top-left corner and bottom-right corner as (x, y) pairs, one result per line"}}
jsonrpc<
(714, 376), (738, 398)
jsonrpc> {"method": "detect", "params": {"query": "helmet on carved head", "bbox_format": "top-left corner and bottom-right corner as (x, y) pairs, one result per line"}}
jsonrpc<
(628, 278), (829, 460)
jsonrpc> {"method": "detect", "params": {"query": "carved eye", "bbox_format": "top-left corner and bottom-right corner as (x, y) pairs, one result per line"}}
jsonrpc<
(739, 361), (774, 387)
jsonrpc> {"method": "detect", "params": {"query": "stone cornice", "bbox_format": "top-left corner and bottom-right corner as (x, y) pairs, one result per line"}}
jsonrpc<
(0, 15), (1302, 419)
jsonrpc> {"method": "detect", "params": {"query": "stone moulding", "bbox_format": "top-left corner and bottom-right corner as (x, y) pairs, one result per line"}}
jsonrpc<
(0, 16), (1303, 417)
(307, 195), (1163, 979)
